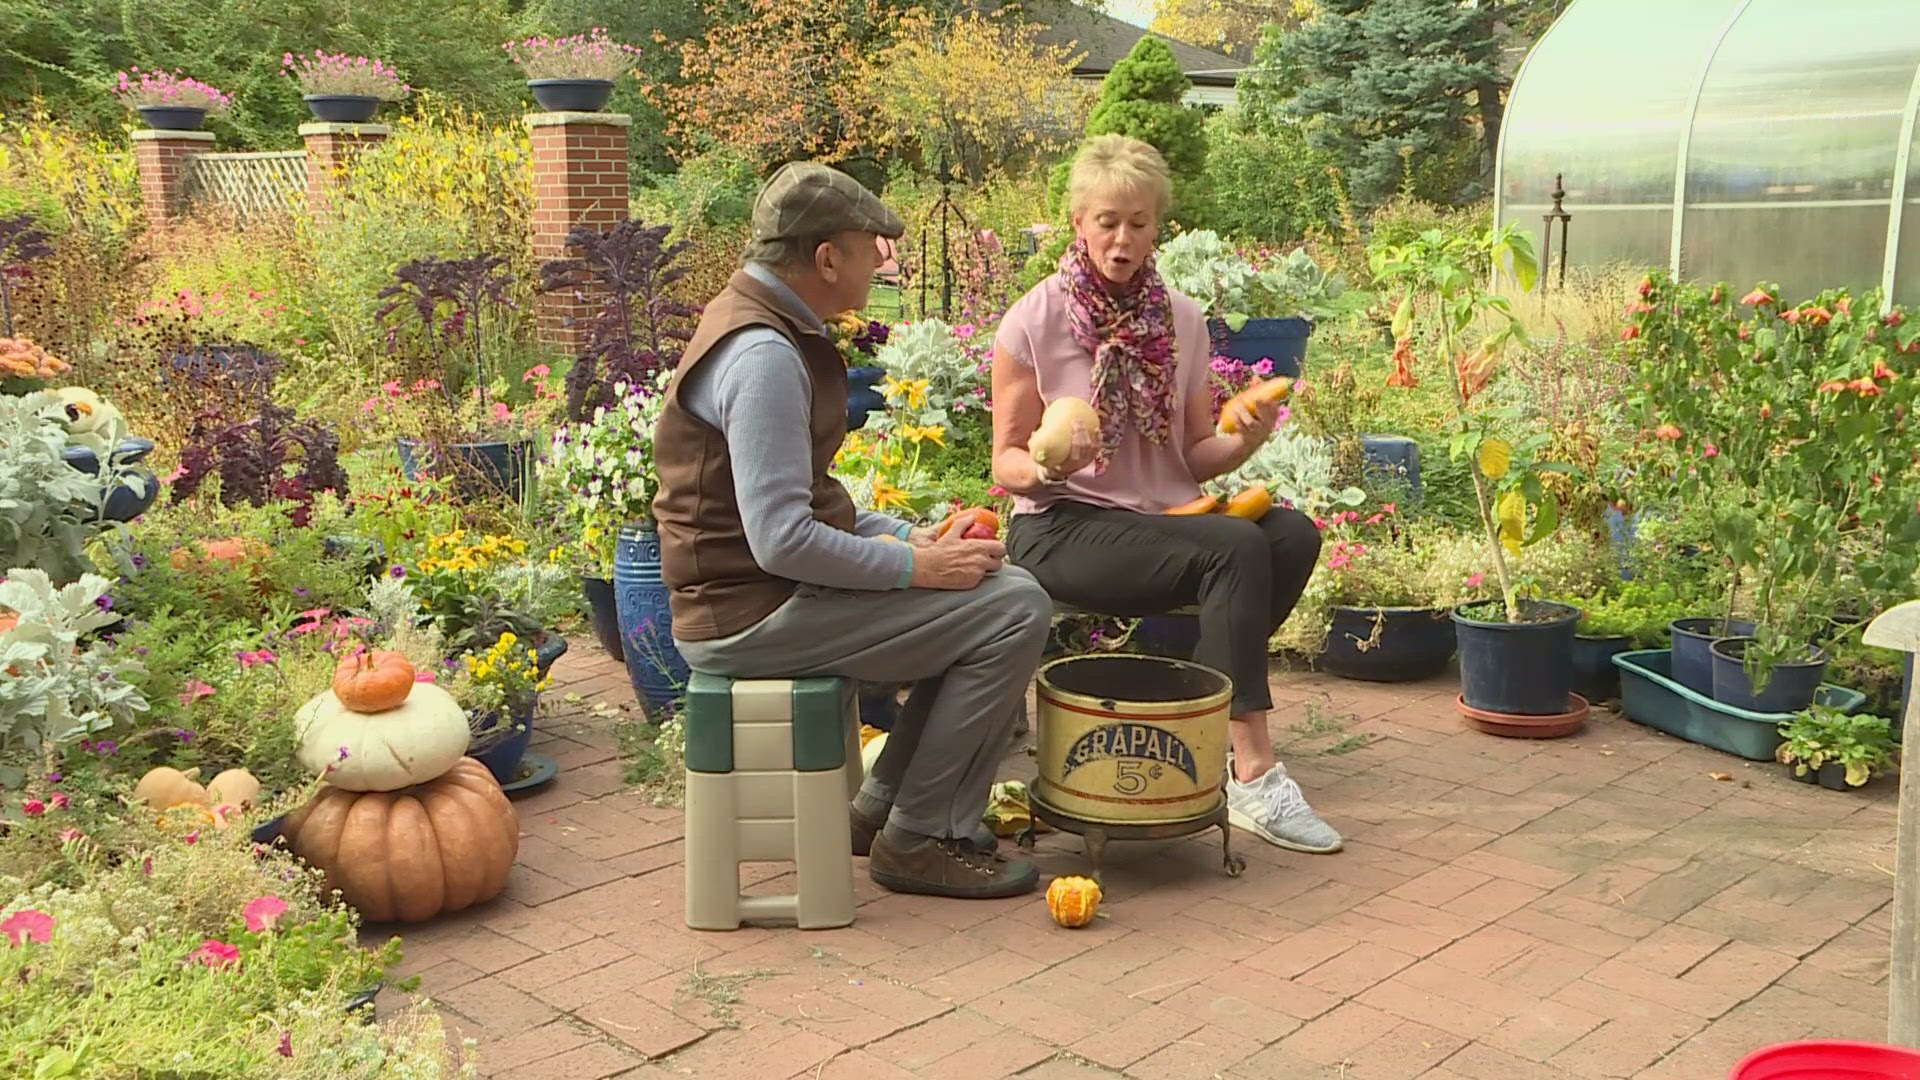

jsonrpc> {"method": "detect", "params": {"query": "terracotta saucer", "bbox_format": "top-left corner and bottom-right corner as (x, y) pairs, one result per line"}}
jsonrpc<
(1455, 693), (1590, 739)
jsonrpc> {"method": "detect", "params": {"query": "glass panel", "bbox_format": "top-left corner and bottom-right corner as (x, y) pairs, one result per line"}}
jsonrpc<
(1681, 0), (1920, 296)
(1686, 206), (1888, 300)
(1497, 0), (1739, 276)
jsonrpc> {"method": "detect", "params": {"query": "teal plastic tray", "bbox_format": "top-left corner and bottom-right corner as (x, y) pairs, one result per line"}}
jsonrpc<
(1611, 649), (1867, 761)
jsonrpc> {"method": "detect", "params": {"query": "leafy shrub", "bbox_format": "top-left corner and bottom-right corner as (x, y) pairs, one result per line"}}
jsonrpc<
(0, 570), (149, 788)
(1202, 111), (1341, 243)
(0, 390), (137, 583)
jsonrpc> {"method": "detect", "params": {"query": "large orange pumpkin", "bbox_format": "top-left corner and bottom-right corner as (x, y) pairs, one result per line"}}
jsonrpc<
(1045, 875), (1103, 928)
(281, 757), (518, 923)
(332, 650), (416, 712)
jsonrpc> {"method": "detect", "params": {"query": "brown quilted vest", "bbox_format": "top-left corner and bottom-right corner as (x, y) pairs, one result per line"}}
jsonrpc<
(651, 269), (857, 641)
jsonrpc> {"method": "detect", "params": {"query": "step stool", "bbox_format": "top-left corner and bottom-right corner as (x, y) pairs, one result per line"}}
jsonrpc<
(683, 671), (863, 931)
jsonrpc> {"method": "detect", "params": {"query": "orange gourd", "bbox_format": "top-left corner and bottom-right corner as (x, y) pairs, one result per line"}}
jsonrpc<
(332, 650), (417, 713)
(1216, 377), (1295, 436)
(1046, 875), (1103, 928)
(281, 757), (518, 924)
(1224, 486), (1273, 521)
(933, 507), (1002, 540)
(1164, 494), (1221, 516)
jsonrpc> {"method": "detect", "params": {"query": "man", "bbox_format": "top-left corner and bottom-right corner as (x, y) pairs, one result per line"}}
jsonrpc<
(652, 162), (1050, 900)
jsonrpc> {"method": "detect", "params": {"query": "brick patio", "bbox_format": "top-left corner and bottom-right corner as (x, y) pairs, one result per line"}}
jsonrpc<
(378, 643), (1898, 1079)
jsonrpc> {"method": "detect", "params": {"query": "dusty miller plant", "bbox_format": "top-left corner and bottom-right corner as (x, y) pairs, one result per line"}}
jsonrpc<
(1157, 230), (1346, 327)
(1220, 426), (1364, 517)
(868, 318), (974, 431)
(0, 569), (149, 786)
(0, 391), (140, 583)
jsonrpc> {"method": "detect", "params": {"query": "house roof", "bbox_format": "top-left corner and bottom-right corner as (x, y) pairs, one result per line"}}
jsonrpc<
(1009, 0), (1245, 87)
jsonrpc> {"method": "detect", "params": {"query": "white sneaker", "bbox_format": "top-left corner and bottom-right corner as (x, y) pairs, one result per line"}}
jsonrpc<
(1226, 761), (1343, 853)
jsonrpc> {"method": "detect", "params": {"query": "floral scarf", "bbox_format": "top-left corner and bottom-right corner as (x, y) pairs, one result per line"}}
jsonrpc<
(1057, 238), (1177, 474)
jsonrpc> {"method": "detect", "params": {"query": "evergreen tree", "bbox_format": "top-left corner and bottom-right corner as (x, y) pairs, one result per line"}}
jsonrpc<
(1049, 35), (1209, 225)
(1258, 0), (1511, 208)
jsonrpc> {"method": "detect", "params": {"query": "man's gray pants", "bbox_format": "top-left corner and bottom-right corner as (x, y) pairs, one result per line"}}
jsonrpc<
(676, 566), (1053, 839)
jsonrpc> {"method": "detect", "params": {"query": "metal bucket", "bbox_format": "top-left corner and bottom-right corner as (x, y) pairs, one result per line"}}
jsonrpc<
(1034, 654), (1231, 826)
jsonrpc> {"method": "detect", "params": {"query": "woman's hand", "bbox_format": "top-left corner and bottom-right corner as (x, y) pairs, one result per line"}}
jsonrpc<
(1224, 394), (1282, 454)
(1038, 420), (1098, 483)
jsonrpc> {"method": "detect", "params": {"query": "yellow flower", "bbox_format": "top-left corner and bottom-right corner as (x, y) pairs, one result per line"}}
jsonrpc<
(902, 424), (946, 447)
(870, 477), (912, 512)
(881, 377), (930, 409)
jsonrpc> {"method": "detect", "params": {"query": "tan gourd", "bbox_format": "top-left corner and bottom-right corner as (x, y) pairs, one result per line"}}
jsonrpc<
(205, 768), (262, 810)
(281, 757), (519, 924)
(1029, 396), (1099, 471)
(134, 766), (211, 808)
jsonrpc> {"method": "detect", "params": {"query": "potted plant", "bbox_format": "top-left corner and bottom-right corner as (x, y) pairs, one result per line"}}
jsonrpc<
(1570, 580), (1695, 702)
(283, 51), (410, 124)
(1623, 274), (1920, 709)
(1277, 509), (1477, 682)
(1775, 704), (1895, 791)
(458, 629), (556, 787)
(375, 252), (550, 502)
(832, 312), (893, 429)
(544, 374), (680, 700)
(112, 66), (233, 131)
(1373, 222), (1584, 730)
(1157, 231), (1347, 378)
(503, 28), (642, 113)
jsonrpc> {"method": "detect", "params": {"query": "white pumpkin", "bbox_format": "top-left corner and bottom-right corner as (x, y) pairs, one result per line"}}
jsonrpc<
(295, 681), (470, 792)
(55, 386), (123, 438)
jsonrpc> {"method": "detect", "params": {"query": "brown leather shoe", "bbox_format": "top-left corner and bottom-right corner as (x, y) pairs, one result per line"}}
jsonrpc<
(850, 804), (998, 857)
(868, 830), (1039, 899)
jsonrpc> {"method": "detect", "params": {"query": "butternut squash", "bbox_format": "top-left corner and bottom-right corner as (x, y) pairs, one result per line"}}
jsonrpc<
(1215, 377), (1295, 436)
(1030, 396), (1099, 471)
(1224, 486), (1273, 521)
(1164, 494), (1221, 516)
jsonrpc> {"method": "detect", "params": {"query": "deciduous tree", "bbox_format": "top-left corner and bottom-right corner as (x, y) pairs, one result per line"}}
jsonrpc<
(1149, 0), (1313, 58)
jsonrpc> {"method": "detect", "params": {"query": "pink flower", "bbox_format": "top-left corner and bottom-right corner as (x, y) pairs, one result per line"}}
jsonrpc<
(1703, 444), (1719, 459)
(987, 485), (1009, 498)
(57, 828), (82, 844)
(21, 799), (44, 817)
(182, 830), (200, 845)
(414, 670), (437, 683)
(244, 895), (288, 932)
(1327, 553), (1351, 570)
(1382, 503), (1397, 514)
(277, 1031), (293, 1058)
(491, 401), (512, 423)
(1365, 513), (1385, 525)
(190, 939), (241, 969)
(50, 792), (68, 810)
(1, 909), (54, 946)
(179, 680), (216, 706)
(523, 363), (551, 381)
(1312, 517), (1328, 530)
(1466, 572), (1486, 588)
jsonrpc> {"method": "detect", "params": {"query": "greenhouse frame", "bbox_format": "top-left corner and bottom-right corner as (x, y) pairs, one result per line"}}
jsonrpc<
(1495, 0), (1920, 307)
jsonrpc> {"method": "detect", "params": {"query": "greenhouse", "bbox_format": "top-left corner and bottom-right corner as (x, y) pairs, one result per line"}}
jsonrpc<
(1497, 0), (1920, 305)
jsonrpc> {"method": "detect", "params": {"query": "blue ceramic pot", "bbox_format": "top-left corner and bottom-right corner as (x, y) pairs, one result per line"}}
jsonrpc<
(581, 575), (625, 661)
(847, 366), (887, 430)
(63, 437), (159, 522)
(136, 106), (206, 131)
(527, 79), (615, 112)
(613, 522), (689, 717)
(1359, 435), (1423, 506)
(304, 94), (381, 123)
(472, 700), (536, 785)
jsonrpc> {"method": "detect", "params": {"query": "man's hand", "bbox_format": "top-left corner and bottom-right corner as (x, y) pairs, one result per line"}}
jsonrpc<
(909, 526), (1005, 590)
(905, 525), (938, 546)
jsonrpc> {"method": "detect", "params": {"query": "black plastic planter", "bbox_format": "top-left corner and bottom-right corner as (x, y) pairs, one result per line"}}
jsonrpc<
(303, 94), (381, 123)
(136, 106), (207, 131)
(1709, 636), (1827, 714)
(1319, 606), (1455, 682)
(1572, 634), (1631, 702)
(1453, 600), (1581, 716)
(527, 79), (615, 112)
(1669, 617), (1757, 695)
(581, 574), (625, 661)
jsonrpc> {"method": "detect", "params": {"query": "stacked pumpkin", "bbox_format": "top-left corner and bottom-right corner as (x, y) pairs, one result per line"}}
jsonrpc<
(283, 649), (519, 923)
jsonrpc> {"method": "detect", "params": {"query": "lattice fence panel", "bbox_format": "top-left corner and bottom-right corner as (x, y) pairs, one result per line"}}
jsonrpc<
(185, 151), (306, 221)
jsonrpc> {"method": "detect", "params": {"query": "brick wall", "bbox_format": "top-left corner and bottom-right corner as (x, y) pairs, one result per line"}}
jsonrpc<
(526, 112), (631, 353)
(131, 129), (215, 233)
(299, 123), (391, 216)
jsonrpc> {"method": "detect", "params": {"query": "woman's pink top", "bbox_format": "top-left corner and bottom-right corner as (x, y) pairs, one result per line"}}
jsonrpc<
(995, 274), (1211, 517)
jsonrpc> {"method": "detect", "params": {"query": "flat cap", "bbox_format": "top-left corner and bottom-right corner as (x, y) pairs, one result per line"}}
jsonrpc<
(751, 161), (905, 243)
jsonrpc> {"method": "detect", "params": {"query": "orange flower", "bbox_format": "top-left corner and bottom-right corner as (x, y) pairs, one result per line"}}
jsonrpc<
(1782, 308), (1802, 325)
(1873, 358), (1897, 382)
(1385, 336), (1419, 389)
(1620, 323), (1641, 341)
(1456, 348), (1498, 400)
(1818, 380), (1849, 394)
(1740, 288), (1774, 306)
(1654, 423), (1683, 440)
(1800, 306), (1832, 326)
(1837, 296), (1852, 316)
(1850, 377), (1883, 396)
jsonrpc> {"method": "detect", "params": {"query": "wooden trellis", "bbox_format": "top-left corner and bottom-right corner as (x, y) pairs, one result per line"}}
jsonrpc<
(185, 151), (305, 222)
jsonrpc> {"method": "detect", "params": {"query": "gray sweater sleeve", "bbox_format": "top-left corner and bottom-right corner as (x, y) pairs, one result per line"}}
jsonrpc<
(679, 328), (914, 590)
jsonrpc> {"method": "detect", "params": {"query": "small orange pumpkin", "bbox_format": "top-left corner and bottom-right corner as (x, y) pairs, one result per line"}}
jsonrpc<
(332, 650), (416, 713)
(1045, 875), (1103, 928)
(933, 506), (1001, 540)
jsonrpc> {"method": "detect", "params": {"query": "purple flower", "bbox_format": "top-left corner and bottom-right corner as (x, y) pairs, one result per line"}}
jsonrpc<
(94, 594), (113, 612)
(389, 565), (406, 579)
(92, 740), (118, 757)
(45, 773), (61, 784)
(131, 553), (147, 570)
(175, 729), (195, 744)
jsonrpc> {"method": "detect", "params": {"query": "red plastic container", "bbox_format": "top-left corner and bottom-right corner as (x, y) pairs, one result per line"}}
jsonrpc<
(1731, 1040), (1920, 1079)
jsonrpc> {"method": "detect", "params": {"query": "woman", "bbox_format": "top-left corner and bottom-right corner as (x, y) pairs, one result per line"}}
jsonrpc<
(990, 134), (1340, 854)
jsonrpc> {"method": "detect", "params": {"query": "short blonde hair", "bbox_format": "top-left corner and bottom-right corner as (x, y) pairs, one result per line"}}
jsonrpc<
(1067, 134), (1172, 219)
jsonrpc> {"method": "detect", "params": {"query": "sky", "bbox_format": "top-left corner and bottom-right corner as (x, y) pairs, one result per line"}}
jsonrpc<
(1107, 0), (1157, 28)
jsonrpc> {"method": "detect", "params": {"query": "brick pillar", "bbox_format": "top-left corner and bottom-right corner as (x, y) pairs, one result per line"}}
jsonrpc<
(299, 122), (390, 216)
(132, 129), (215, 233)
(526, 111), (631, 352)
